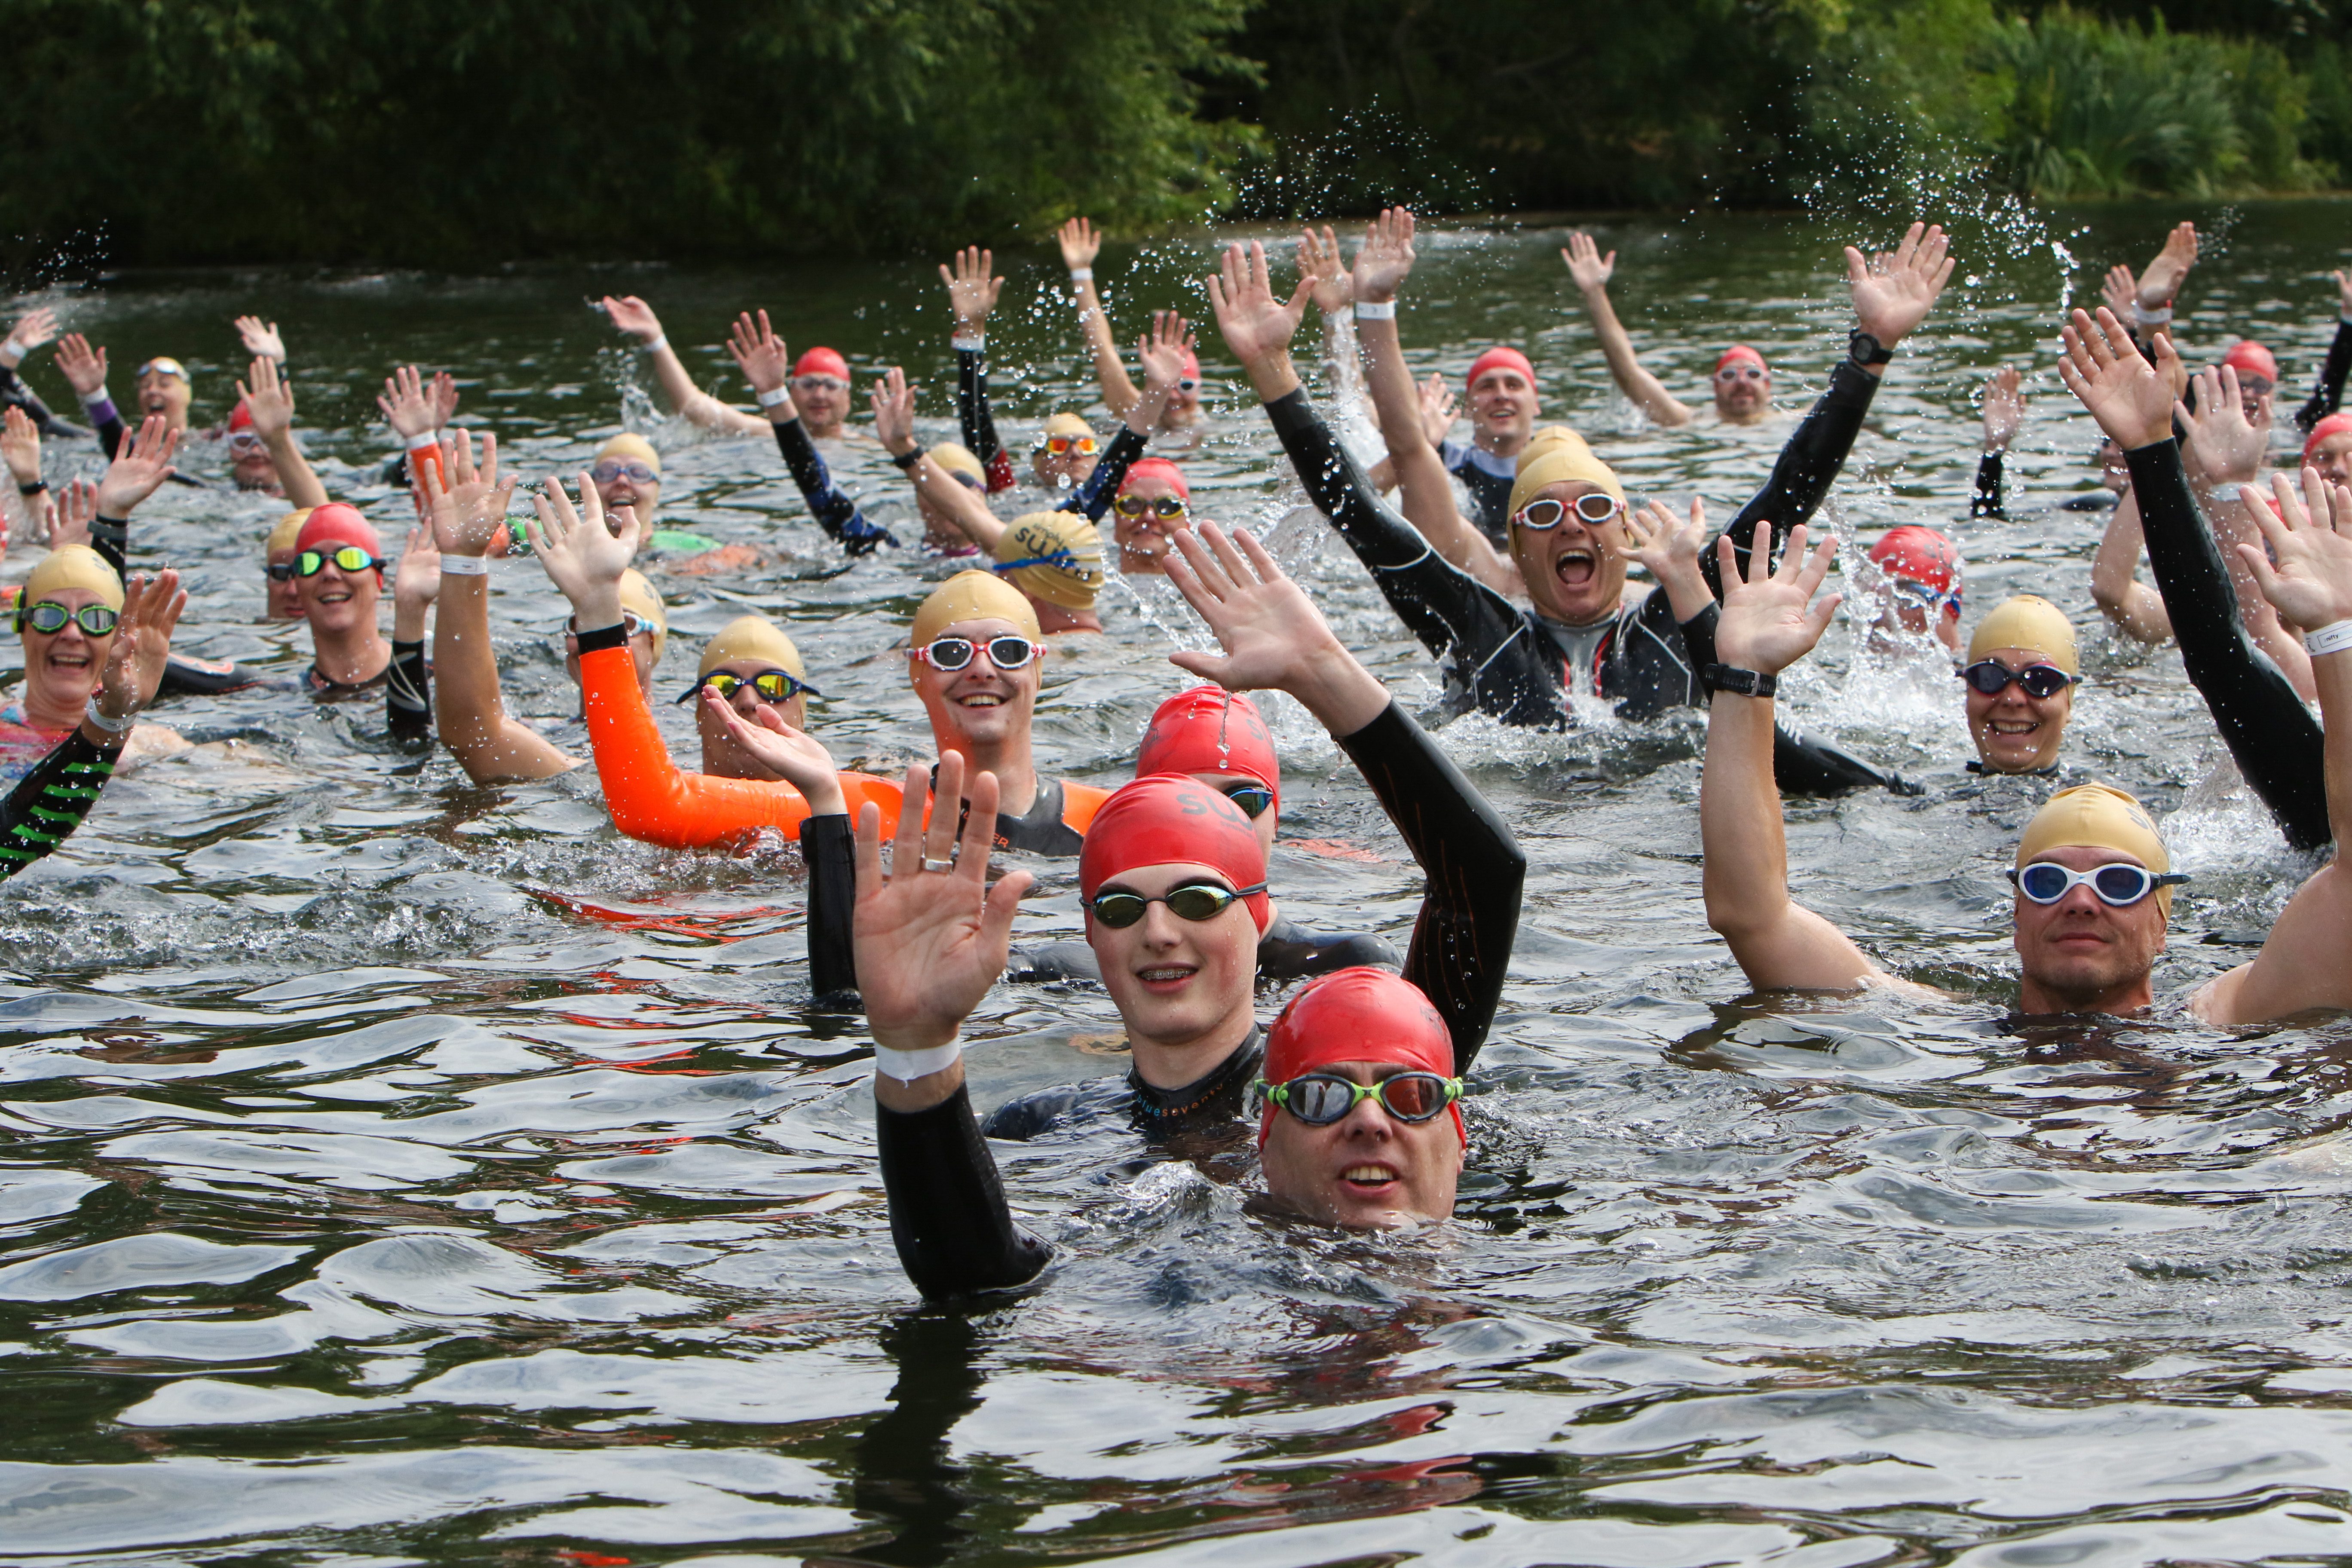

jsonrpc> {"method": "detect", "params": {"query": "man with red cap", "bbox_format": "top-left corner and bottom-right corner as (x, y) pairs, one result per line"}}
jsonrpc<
(1562, 232), (1776, 429)
(2219, 340), (2277, 421)
(1367, 344), (1545, 545)
(2307, 412), (2352, 490)
(836, 520), (1521, 1294)
(1865, 525), (1963, 653)
(1059, 217), (1205, 441)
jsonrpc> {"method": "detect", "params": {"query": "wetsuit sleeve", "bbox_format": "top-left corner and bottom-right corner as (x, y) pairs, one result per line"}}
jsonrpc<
(1706, 358), (1883, 594)
(877, 1082), (1053, 1298)
(1254, 924), (1401, 982)
(0, 729), (122, 877)
(386, 640), (431, 741)
(2295, 317), (2352, 433)
(1006, 940), (1102, 983)
(1262, 389), (1559, 726)
(1060, 425), (1144, 520)
(770, 416), (897, 554)
(956, 347), (1016, 493)
(89, 398), (126, 460)
(0, 364), (67, 438)
(1335, 701), (1524, 1075)
(799, 812), (859, 1004)
(1971, 451), (2006, 519)
(2125, 438), (2328, 850)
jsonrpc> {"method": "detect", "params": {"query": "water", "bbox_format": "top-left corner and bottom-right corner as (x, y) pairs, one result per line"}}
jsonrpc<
(5, 199), (2352, 1566)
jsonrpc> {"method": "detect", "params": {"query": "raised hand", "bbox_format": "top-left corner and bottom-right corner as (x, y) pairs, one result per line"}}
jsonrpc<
(5, 308), (58, 356)
(1981, 365), (2026, 451)
(1164, 521), (1390, 733)
(44, 478), (96, 550)
(94, 414), (181, 516)
(2178, 364), (2269, 487)
(1845, 221), (1954, 348)
(1298, 224), (1352, 313)
(869, 365), (918, 456)
(853, 751), (1033, 1053)
(393, 521), (442, 618)
(1621, 496), (1708, 578)
(1207, 239), (1314, 371)
(377, 364), (438, 441)
(237, 355), (296, 440)
(0, 405), (40, 488)
(939, 246), (1003, 331)
(699, 692), (845, 814)
(1350, 207), (1417, 305)
(1562, 231), (1617, 293)
(423, 429), (517, 557)
(233, 315), (286, 361)
(1712, 519), (1842, 677)
(727, 309), (793, 396)
(54, 334), (107, 399)
(2101, 264), (2137, 322)
(600, 295), (664, 343)
(2335, 268), (2352, 317)
(1057, 216), (1102, 273)
(530, 470), (640, 614)
(1136, 310), (1193, 392)
(2137, 222), (2197, 309)
(2236, 469), (2352, 634)
(2056, 307), (2177, 451)
(94, 568), (187, 723)
(1417, 372), (1458, 447)
(429, 370), (459, 429)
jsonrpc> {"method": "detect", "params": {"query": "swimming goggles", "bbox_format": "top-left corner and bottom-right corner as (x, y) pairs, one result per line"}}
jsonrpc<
(264, 561), (298, 582)
(693, 668), (818, 705)
(791, 374), (849, 392)
(1962, 660), (2075, 699)
(1219, 781), (1274, 818)
(17, 600), (118, 636)
(227, 431), (267, 453)
(1258, 1071), (1463, 1127)
(1113, 493), (1188, 520)
(297, 546), (385, 576)
(917, 634), (1042, 672)
(2007, 861), (2187, 907)
(1041, 434), (1098, 457)
(590, 460), (656, 486)
(1177, 377), (1200, 393)
(135, 358), (187, 381)
(1889, 580), (1962, 616)
(1087, 878), (1265, 928)
(1514, 493), (1620, 529)
(1715, 363), (1768, 383)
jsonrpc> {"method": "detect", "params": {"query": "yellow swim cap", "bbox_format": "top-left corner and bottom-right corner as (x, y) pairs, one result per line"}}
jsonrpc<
(697, 613), (806, 683)
(618, 569), (668, 667)
(993, 511), (1104, 611)
(2015, 783), (2174, 916)
(911, 569), (1043, 673)
(1507, 429), (1624, 518)
(929, 442), (986, 489)
(1038, 412), (1094, 446)
(24, 545), (125, 614)
(596, 432), (662, 478)
(266, 508), (312, 554)
(1969, 594), (2078, 677)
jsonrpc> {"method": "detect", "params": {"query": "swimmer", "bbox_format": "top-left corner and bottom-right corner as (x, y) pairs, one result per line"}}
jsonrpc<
(1058, 216), (1204, 439)
(1032, 413), (1099, 493)
(2061, 309), (2332, 851)
(1370, 342), (1544, 544)
(827, 523), (1521, 1291)
(1864, 525), (1963, 653)
(598, 294), (769, 437)
(1562, 231), (1773, 428)
(938, 247), (1020, 494)
(1, 547), (185, 772)
(2217, 340), (2277, 421)
(2307, 412), (2352, 489)
(985, 510), (1106, 634)
(0, 309), (84, 439)
(262, 511), (311, 621)
(1961, 595), (2077, 776)
(1256, 214), (1941, 791)
(374, 364), (460, 491)
(1697, 499), (2352, 1027)
(2291, 266), (2352, 435)
(1108, 456), (1192, 575)
(2100, 221), (2198, 358)
(1969, 367), (2027, 519)
(290, 503), (394, 693)
(722, 310), (900, 556)
(230, 356), (328, 506)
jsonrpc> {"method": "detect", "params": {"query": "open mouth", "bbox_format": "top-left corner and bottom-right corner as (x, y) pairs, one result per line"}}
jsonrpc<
(46, 653), (91, 673)
(1988, 719), (2040, 737)
(1133, 964), (1197, 993)
(956, 691), (1007, 709)
(1341, 1164), (1398, 1192)
(1554, 547), (1597, 589)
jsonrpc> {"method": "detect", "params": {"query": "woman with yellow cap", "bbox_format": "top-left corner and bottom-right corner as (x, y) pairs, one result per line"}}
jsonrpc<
(1961, 595), (2081, 776)
(1, 546), (188, 774)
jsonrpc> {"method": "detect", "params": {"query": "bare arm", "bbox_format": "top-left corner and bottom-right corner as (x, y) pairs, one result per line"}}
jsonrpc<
(602, 295), (766, 436)
(1059, 217), (1140, 419)
(1563, 233), (1694, 428)
(238, 357), (329, 509)
(2089, 487), (2173, 643)
(870, 366), (1003, 551)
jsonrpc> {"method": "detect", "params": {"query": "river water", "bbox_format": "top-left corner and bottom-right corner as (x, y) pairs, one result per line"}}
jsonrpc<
(5, 199), (2352, 1566)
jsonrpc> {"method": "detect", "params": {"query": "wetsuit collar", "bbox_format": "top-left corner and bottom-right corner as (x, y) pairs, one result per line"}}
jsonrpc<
(1127, 1025), (1262, 1127)
(1967, 760), (2062, 778)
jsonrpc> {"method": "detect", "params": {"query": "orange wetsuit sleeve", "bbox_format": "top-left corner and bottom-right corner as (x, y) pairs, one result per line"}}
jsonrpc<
(579, 645), (901, 850)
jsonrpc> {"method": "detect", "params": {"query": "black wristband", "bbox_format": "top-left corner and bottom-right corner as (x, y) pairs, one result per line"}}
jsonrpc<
(92, 516), (128, 542)
(572, 621), (631, 654)
(1848, 331), (1893, 366)
(890, 447), (922, 472)
(16, 480), (45, 496)
(1703, 663), (1777, 698)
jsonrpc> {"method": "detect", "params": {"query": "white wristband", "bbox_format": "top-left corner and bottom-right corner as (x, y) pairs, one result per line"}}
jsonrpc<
(80, 386), (112, 408)
(756, 386), (791, 408)
(84, 705), (135, 735)
(2132, 304), (2172, 325)
(405, 431), (441, 452)
(951, 332), (984, 353)
(0, 340), (22, 369)
(2305, 619), (2352, 658)
(438, 554), (490, 576)
(1354, 300), (1396, 320)
(873, 1039), (963, 1084)
(643, 335), (668, 355)
(1068, 268), (1093, 283)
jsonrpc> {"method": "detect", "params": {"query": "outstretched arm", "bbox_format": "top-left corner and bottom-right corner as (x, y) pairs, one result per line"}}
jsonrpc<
(871, 366), (1003, 552)
(2178, 363), (2313, 699)
(729, 311), (896, 554)
(90, 415), (184, 579)
(601, 295), (766, 436)
(940, 248), (1016, 492)
(1059, 217), (1142, 420)
(1563, 233), (1693, 427)
(2089, 487), (2173, 643)
(1972, 366), (2023, 519)
(238, 357), (328, 509)
(2294, 269), (2352, 433)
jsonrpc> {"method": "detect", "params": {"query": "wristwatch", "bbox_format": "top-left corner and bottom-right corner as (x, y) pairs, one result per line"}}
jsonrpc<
(1703, 663), (1777, 698)
(1848, 331), (1893, 367)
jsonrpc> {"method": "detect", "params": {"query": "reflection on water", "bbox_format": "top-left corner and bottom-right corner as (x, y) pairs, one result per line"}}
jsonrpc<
(5, 201), (2352, 1564)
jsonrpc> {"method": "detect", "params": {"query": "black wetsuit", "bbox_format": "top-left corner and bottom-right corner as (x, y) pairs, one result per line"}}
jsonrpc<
(1265, 364), (1906, 795)
(856, 698), (1525, 1299)
(769, 417), (898, 555)
(2294, 314), (2352, 434)
(1438, 439), (1518, 543)
(1970, 450), (2116, 517)
(0, 729), (124, 876)
(956, 343), (1146, 522)
(1009, 916), (1400, 987)
(0, 362), (86, 441)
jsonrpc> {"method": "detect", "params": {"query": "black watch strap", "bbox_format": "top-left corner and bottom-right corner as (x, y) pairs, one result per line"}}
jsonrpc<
(1849, 331), (1893, 366)
(572, 621), (631, 654)
(1703, 663), (1777, 698)
(16, 480), (46, 496)
(890, 447), (922, 471)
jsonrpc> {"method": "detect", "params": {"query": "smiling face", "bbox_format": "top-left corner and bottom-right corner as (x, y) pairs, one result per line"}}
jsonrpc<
(1966, 647), (2073, 773)
(228, 430), (279, 492)
(911, 616), (1038, 757)
(294, 547), (381, 637)
(19, 587), (113, 719)
(694, 660), (808, 778)
(1467, 368), (1538, 452)
(792, 374), (850, 436)
(1510, 480), (1628, 626)
(592, 467), (660, 533)
(1087, 860), (1260, 1068)
(136, 367), (191, 429)
(1713, 360), (1772, 421)
(1259, 1060), (1466, 1229)
(2313, 430), (2352, 489)
(1112, 476), (1188, 572)
(2012, 845), (2167, 1013)
(1033, 443), (1099, 491)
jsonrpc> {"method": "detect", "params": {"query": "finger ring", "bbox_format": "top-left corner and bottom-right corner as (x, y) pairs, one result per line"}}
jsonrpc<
(919, 853), (956, 874)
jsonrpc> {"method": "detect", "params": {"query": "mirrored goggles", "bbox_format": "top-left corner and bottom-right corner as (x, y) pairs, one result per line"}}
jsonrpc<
(590, 459), (657, 486)
(1087, 878), (1265, 929)
(1177, 377), (1200, 393)
(18, 600), (118, 636)
(227, 432), (266, 453)
(1113, 493), (1188, 520)
(1219, 781), (1274, 818)
(1258, 1071), (1462, 1127)
(1042, 434), (1098, 456)
(297, 546), (385, 576)
(2008, 861), (2186, 907)
(1514, 493), (1620, 530)
(691, 668), (818, 705)
(1962, 660), (2074, 699)
(918, 634), (1041, 672)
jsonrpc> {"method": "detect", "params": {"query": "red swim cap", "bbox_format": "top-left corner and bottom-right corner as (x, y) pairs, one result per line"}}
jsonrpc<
(2305, 411), (2352, 466)
(794, 346), (850, 382)
(1136, 686), (1278, 808)
(1078, 774), (1269, 933)
(1716, 345), (1768, 374)
(2222, 340), (2278, 386)
(1119, 456), (1189, 500)
(227, 402), (254, 432)
(1259, 967), (1461, 1146)
(294, 503), (385, 564)
(1466, 346), (1535, 390)
(1179, 345), (1201, 382)
(1868, 524), (1962, 609)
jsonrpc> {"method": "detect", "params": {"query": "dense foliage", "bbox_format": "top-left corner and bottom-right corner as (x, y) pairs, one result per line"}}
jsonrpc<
(1, 0), (2346, 269)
